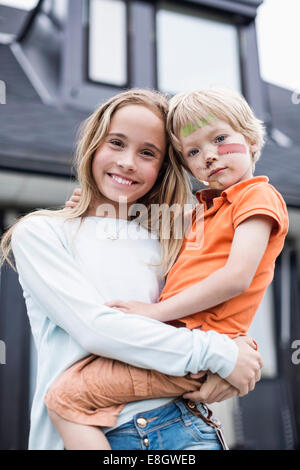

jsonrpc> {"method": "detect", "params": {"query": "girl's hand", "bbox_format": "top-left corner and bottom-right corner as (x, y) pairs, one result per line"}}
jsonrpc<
(105, 300), (159, 319)
(183, 371), (239, 404)
(65, 188), (82, 208)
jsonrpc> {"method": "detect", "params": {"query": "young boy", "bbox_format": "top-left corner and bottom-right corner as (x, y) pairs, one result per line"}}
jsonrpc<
(45, 88), (288, 449)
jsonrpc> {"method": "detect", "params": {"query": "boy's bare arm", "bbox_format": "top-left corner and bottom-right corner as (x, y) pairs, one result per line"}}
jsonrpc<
(107, 215), (274, 321)
(65, 188), (81, 208)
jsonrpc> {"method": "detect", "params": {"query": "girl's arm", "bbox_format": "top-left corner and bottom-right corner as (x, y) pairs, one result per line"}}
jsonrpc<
(11, 215), (239, 380)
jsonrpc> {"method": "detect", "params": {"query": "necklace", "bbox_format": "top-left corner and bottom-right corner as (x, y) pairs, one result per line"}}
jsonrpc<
(103, 225), (120, 240)
(97, 219), (141, 241)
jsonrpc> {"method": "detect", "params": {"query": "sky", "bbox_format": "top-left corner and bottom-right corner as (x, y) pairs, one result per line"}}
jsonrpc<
(1, 0), (299, 92)
(256, 0), (300, 91)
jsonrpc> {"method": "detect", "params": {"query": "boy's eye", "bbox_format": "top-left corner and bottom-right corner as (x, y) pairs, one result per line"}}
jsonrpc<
(215, 135), (226, 144)
(188, 149), (199, 157)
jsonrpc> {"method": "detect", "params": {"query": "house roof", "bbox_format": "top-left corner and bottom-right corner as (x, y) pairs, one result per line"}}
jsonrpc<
(0, 44), (88, 176)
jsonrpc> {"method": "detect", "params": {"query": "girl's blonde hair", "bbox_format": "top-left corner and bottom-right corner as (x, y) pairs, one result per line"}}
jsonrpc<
(166, 87), (266, 173)
(1, 88), (192, 276)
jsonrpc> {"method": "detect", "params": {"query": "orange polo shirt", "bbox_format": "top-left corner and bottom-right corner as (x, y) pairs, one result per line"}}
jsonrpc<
(159, 176), (289, 338)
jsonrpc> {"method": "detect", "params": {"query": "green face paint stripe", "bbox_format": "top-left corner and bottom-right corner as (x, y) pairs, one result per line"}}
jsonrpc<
(181, 114), (215, 137)
(206, 114), (215, 123)
(181, 123), (199, 136)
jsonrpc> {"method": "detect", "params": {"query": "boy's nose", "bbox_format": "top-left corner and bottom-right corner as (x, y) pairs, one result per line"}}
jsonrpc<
(204, 151), (218, 167)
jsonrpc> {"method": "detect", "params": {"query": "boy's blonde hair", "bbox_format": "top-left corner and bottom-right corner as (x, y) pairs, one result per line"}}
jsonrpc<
(166, 87), (266, 173)
(1, 88), (192, 276)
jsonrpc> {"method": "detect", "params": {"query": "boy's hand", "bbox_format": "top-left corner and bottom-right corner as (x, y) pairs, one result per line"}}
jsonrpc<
(65, 188), (82, 208)
(183, 371), (239, 404)
(226, 336), (263, 396)
(105, 300), (159, 320)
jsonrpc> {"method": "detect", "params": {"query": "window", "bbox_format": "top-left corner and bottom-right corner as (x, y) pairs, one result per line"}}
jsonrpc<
(156, 3), (241, 95)
(88, 0), (127, 87)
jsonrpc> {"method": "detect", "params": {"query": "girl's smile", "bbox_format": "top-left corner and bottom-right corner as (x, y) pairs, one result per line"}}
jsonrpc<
(106, 172), (139, 186)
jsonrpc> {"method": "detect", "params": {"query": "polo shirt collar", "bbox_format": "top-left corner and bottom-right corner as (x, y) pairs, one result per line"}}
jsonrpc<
(196, 176), (269, 205)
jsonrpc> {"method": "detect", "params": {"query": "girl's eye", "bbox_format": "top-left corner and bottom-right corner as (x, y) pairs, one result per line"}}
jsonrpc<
(110, 139), (123, 147)
(188, 149), (199, 157)
(141, 150), (155, 157)
(215, 135), (226, 144)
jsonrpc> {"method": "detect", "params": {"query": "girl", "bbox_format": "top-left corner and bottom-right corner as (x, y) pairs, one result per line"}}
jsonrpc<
(1, 89), (261, 451)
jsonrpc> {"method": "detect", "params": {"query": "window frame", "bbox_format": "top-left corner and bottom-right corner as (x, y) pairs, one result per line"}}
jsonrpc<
(61, 0), (157, 112)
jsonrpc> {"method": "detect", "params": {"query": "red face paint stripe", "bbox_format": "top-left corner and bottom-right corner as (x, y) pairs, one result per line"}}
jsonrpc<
(218, 143), (247, 155)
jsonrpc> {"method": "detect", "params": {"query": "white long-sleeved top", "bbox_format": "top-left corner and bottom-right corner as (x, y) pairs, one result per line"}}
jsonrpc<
(11, 215), (238, 450)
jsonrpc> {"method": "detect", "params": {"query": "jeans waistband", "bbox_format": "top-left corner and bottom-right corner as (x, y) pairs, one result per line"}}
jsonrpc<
(128, 399), (207, 435)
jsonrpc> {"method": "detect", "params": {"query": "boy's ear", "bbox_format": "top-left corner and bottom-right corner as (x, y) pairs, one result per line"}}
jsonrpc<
(250, 143), (259, 153)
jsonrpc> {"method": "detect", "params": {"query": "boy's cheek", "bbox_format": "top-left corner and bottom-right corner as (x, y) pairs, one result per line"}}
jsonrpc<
(217, 143), (248, 155)
(188, 165), (205, 181)
(180, 152), (192, 171)
(183, 159), (195, 174)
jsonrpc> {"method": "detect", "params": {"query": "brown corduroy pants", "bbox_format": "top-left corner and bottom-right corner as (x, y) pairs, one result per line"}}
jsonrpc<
(44, 354), (205, 427)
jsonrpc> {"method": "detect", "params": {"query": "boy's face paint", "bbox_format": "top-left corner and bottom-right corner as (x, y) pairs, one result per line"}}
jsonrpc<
(217, 143), (247, 156)
(181, 114), (215, 137)
(179, 119), (254, 191)
(181, 122), (200, 137)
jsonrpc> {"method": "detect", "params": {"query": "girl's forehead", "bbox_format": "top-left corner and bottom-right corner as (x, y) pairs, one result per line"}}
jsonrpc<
(106, 105), (167, 151)
(110, 105), (165, 133)
(113, 104), (163, 120)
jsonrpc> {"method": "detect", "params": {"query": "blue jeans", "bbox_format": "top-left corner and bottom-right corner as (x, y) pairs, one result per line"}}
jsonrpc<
(106, 399), (223, 450)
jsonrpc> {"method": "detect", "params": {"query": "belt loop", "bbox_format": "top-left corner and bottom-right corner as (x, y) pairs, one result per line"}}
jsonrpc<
(174, 399), (193, 425)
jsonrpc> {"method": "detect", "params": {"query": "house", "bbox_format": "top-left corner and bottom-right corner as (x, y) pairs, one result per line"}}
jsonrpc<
(0, 0), (299, 449)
